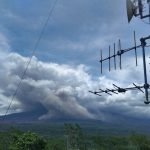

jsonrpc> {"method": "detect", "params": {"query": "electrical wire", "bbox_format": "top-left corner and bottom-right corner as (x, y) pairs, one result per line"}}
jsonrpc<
(2, 0), (58, 121)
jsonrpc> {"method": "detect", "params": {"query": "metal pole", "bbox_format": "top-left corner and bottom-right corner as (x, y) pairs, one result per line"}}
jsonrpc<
(140, 38), (150, 104)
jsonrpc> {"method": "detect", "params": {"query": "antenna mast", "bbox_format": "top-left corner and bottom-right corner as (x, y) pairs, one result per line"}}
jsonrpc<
(140, 36), (150, 104)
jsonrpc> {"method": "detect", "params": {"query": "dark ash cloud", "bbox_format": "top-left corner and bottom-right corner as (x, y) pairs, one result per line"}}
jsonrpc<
(0, 49), (150, 121)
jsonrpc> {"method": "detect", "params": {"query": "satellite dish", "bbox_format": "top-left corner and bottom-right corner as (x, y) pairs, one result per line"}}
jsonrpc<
(126, 0), (137, 23)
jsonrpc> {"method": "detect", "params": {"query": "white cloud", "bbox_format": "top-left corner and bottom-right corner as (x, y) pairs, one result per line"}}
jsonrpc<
(0, 49), (149, 121)
(0, 51), (97, 119)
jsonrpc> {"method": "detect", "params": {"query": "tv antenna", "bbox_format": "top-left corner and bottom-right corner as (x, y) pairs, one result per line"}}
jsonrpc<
(90, 31), (150, 104)
(126, 0), (150, 23)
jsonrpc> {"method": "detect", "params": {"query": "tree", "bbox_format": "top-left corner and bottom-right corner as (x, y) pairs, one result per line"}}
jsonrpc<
(10, 131), (47, 150)
(64, 123), (86, 150)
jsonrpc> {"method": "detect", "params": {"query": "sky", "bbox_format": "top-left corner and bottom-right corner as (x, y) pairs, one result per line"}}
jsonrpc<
(0, 0), (150, 122)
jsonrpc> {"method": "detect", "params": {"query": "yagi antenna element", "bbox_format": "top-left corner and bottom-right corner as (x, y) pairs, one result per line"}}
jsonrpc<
(126, 0), (138, 22)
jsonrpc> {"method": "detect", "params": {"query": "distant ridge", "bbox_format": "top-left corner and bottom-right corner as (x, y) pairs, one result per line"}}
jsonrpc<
(0, 108), (150, 129)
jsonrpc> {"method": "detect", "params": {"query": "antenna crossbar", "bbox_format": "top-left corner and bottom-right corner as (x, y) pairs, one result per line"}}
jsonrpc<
(89, 83), (149, 99)
(99, 44), (141, 62)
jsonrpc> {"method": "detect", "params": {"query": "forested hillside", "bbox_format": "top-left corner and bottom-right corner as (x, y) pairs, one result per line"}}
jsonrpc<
(0, 123), (150, 150)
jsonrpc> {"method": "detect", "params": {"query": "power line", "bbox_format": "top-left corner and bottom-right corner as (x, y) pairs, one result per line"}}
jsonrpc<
(2, 0), (59, 121)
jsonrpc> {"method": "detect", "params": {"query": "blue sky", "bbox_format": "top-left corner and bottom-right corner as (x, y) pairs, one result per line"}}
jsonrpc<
(0, 0), (150, 121)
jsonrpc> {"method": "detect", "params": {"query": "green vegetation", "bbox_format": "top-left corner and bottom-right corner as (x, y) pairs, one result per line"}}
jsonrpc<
(10, 131), (47, 150)
(0, 124), (150, 150)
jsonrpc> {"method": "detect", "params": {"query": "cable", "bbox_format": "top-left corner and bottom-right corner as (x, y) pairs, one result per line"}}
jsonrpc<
(2, 0), (59, 121)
